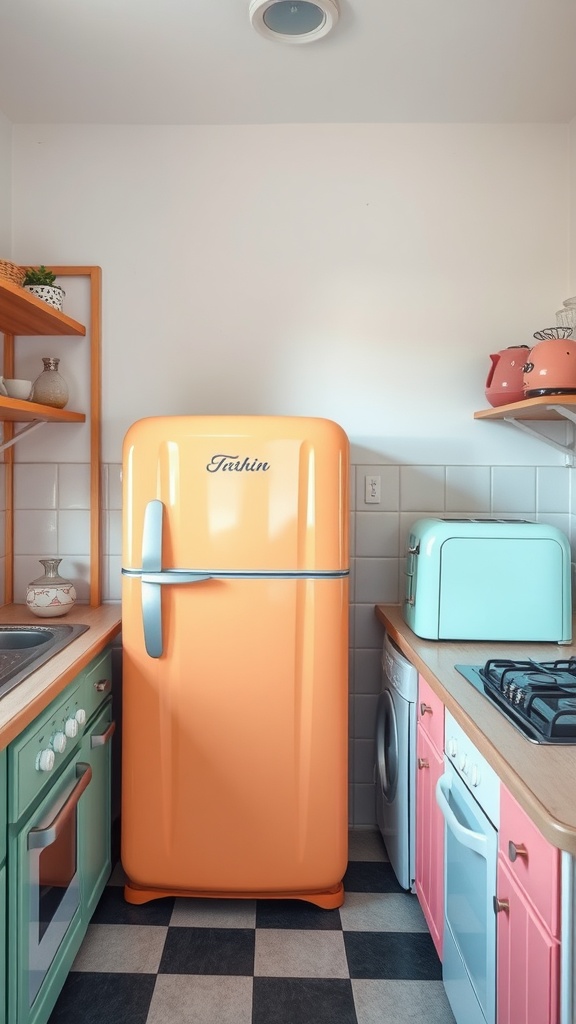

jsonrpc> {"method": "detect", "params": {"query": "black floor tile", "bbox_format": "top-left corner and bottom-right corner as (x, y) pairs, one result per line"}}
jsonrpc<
(91, 885), (175, 926)
(253, 977), (358, 1024)
(343, 860), (405, 893)
(159, 926), (255, 975)
(255, 899), (342, 930)
(48, 972), (156, 1024)
(344, 931), (442, 980)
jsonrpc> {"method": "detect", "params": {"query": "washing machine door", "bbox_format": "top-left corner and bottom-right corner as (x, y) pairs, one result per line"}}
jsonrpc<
(376, 688), (398, 804)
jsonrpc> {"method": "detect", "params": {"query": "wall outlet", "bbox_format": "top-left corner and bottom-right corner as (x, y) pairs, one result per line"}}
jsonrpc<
(364, 474), (381, 504)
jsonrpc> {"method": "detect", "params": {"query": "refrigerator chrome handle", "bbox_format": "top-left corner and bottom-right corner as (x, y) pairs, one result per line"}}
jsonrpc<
(141, 572), (213, 585)
(141, 573), (213, 659)
(142, 499), (164, 572)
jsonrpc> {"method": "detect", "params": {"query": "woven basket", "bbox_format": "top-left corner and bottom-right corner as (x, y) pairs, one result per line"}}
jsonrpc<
(0, 260), (25, 287)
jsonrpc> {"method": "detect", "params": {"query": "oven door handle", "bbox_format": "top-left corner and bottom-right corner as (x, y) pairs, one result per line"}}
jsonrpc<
(28, 762), (92, 851)
(436, 772), (489, 859)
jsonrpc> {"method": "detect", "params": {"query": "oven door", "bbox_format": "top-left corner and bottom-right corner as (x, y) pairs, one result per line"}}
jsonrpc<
(22, 758), (92, 1010)
(436, 759), (497, 1024)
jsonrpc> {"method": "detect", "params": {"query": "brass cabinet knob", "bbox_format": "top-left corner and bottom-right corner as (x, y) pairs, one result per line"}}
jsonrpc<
(508, 841), (528, 862)
(493, 896), (510, 914)
(420, 702), (432, 716)
(417, 758), (429, 769)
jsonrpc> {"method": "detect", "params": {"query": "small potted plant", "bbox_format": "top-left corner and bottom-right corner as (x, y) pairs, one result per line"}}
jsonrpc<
(22, 266), (65, 311)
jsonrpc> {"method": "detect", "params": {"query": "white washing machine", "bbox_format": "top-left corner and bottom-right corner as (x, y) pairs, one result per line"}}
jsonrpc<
(375, 632), (418, 892)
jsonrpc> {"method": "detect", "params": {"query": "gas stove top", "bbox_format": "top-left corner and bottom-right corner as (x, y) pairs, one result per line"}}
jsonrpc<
(455, 658), (576, 744)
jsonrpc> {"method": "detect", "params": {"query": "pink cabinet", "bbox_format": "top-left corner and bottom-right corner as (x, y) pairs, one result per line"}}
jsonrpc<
(496, 786), (561, 1024)
(415, 675), (444, 959)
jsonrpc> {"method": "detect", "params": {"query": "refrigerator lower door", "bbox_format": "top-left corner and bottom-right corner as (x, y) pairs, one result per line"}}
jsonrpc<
(121, 573), (348, 908)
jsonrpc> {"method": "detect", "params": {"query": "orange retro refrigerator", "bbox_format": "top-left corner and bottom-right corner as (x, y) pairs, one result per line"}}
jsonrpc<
(121, 415), (349, 908)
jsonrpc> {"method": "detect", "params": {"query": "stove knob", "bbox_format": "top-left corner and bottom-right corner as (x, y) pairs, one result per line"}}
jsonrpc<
(51, 731), (67, 754)
(471, 764), (480, 787)
(65, 717), (79, 738)
(459, 753), (468, 772)
(36, 748), (55, 772)
(448, 738), (458, 758)
(75, 708), (87, 726)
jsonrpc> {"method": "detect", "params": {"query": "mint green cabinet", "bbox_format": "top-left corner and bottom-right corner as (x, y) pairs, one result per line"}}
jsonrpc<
(5, 646), (114, 1024)
(80, 699), (114, 920)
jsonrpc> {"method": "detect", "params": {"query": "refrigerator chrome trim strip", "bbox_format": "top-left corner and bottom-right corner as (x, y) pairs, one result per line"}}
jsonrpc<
(122, 568), (349, 579)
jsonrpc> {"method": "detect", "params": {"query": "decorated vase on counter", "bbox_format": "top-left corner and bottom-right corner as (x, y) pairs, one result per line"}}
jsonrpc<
(26, 559), (77, 618)
(32, 357), (69, 409)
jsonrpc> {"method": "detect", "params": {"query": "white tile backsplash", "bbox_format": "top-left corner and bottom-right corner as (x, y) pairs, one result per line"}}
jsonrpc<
(58, 463), (91, 509)
(491, 466), (537, 513)
(400, 466), (446, 511)
(5, 458), (576, 829)
(58, 510), (90, 554)
(445, 465), (491, 512)
(14, 464), (57, 509)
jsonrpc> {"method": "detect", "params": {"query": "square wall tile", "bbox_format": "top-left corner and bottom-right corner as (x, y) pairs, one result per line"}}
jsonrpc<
(0, 464), (6, 511)
(536, 467), (570, 515)
(58, 510), (90, 554)
(59, 463), (90, 509)
(353, 648), (382, 696)
(355, 558), (399, 605)
(104, 510), (122, 556)
(491, 467), (536, 514)
(445, 466), (491, 513)
(103, 556), (122, 602)
(400, 467), (445, 512)
(14, 510), (57, 554)
(354, 605), (385, 650)
(107, 464), (123, 510)
(352, 784), (376, 828)
(355, 512), (400, 558)
(14, 464), (57, 509)
(355, 466), (400, 512)
(354, 695), (379, 739)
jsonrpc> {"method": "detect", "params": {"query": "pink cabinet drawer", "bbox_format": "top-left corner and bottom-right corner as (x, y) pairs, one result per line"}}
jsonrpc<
(499, 785), (560, 937)
(417, 674), (444, 752)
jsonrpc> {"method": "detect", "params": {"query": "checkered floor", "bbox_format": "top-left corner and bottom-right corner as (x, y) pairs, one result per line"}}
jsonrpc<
(48, 831), (456, 1024)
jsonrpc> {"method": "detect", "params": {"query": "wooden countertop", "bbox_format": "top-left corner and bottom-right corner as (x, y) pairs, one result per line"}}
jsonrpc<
(0, 603), (122, 749)
(376, 604), (576, 857)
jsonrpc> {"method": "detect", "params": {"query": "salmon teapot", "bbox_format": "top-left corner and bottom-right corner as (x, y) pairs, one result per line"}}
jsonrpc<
(522, 328), (576, 397)
(484, 345), (530, 407)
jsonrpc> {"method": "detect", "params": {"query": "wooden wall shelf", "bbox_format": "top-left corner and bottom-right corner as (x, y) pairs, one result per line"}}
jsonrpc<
(474, 395), (576, 464)
(0, 278), (86, 337)
(0, 266), (101, 605)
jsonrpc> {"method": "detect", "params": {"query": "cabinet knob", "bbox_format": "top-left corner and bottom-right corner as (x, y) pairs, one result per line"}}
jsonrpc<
(493, 896), (510, 914)
(508, 841), (528, 863)
(420, 702), (432, 716)
(417, 758), (429, 769)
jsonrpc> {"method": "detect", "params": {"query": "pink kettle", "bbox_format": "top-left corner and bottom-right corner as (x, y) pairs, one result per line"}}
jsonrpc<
(485, 345), (530, 407)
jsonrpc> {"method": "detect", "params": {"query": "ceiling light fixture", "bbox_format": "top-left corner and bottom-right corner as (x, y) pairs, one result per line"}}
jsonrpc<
(249, 0), (339, 44)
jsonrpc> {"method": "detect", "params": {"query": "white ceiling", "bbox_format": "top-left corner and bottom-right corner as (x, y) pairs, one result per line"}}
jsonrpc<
(0, 0), (575, 125)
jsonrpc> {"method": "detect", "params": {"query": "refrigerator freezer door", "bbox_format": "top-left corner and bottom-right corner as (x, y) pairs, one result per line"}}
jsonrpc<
(122, 415), (349, 573)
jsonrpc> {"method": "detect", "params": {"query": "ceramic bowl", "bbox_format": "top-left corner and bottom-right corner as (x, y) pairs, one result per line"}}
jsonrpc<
(4, 379), (33, 400)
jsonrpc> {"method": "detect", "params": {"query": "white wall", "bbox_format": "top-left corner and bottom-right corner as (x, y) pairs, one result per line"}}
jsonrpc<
(8, 121), (576, 825)
(0, 112), (11, 253)
(10, 122), (573, 467)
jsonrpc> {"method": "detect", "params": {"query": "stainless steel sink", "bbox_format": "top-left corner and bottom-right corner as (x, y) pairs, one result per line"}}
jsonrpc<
(0, 623), (89, 699)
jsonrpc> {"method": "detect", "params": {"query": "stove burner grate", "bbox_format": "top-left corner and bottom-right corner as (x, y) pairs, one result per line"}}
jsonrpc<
(477, 657), (576, 741)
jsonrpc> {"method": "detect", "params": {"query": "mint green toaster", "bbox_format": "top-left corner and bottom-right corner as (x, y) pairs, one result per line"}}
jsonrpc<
(403, 518), (572, 643)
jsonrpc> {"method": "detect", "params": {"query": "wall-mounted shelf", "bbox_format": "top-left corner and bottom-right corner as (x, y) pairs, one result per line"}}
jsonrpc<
(0, 278), (86, 337)
(0, 266), (101, 606)
(474, 395), (576, 464)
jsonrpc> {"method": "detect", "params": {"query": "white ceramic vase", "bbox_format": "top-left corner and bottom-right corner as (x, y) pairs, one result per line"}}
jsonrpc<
(26, 559), (77, 618)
